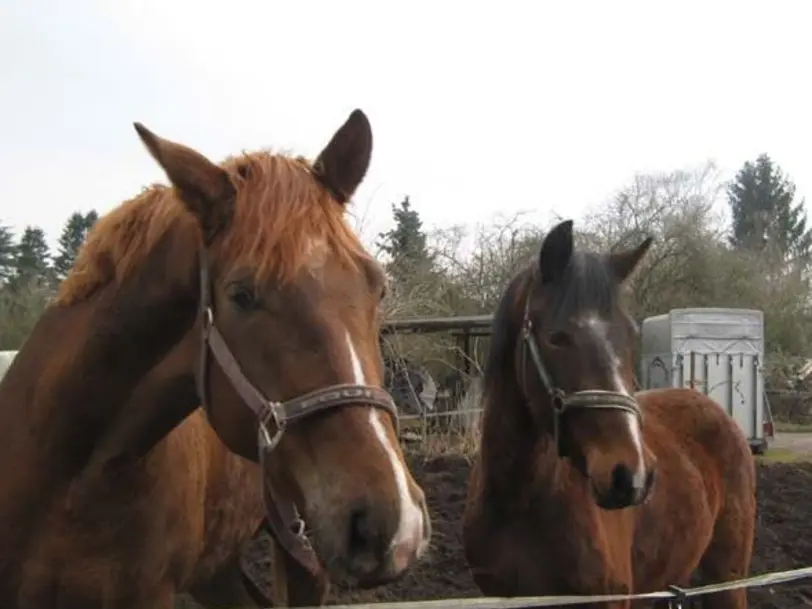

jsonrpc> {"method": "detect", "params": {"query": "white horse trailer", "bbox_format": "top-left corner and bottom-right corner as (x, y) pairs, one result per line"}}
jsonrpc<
(639, 308), (773, 453)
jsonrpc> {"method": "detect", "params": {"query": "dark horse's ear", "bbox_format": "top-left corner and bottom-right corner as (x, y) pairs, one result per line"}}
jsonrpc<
(133, 123), (236, 243)
(311, 109), (373, 205)
(609, 236), (654, 284)
(539, 219), (574, 284)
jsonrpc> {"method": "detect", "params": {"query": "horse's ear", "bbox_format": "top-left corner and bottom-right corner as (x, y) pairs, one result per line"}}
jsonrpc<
(539, 220), (574, 284)
(311, 109), (373, 205)
(609, 236), (654, 284)
(133, 123), (235, 242)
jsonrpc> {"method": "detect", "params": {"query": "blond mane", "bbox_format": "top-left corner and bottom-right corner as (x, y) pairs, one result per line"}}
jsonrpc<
(57, 150), (369, 305)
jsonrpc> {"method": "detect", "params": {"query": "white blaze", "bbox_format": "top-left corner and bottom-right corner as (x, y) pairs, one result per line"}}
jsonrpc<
(345, 331), (426, 555)
(584, 316), (646, 489)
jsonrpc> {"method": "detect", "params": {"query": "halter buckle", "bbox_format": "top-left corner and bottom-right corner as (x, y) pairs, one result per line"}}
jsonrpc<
(291, 517), (307, 538)
(258, 404), (286, 451)
(202, 306), (214, 332)
(551, 389), (567, 414)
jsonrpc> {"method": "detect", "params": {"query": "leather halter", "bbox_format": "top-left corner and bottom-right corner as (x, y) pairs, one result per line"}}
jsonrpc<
(195, 248), (399, 578)
(519, 275), (642, 458)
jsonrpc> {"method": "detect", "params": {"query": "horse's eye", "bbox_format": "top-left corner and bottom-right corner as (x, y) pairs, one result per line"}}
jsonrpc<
(229, 284), (257, 310)
(547, 331), (574, 349)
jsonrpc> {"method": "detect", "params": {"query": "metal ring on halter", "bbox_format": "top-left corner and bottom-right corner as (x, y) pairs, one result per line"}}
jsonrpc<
(258, 413), (286, 451)
(291, 517), (306, 538)
(203, 306), (214, 330)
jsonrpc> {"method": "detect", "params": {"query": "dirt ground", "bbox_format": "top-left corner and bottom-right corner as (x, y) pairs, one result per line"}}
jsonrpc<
(321, 454), (812, 609)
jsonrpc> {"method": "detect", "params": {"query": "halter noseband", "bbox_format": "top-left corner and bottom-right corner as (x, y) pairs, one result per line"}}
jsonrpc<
(519, 276), (642, 458)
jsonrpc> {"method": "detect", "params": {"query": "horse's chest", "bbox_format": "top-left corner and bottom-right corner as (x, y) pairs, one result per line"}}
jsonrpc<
(19, 449), (208, 605)
(475, 505), (632, 596)
(631, 479), (715, 589)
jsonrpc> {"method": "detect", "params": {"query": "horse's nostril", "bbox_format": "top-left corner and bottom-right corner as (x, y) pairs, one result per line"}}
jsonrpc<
(611, 463), (634, 496)
(348, 506), (374, 556)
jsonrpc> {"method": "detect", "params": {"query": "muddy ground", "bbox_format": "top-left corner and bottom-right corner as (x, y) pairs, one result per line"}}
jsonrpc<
(231, 453), (812, 608)
(320, 454), (812, 609)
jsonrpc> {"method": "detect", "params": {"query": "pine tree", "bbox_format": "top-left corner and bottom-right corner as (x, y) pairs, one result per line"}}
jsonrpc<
(12, 226), (51, 289)
(0, 224), (16, 285)
(728, 154), (811, 263)
(53, 210), (99, 280)
(376, 197), (434, 286)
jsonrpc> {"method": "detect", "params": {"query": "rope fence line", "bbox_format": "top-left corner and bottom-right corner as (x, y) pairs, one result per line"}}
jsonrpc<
(298, 566), (812, 609)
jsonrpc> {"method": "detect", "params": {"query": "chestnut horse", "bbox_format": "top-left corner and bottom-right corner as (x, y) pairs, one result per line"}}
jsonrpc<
(0, 110), (431, 609)
(463, 220), (756, 608)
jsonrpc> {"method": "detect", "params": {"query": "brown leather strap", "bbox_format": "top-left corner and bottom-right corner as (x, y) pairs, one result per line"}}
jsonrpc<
(205, 322), (398, 428)
(197, 249), (212, 413)
(274, 383), (398, 427)
(204, 321), (274, 421)
(561, 390), (641, 416)
(259, 442), (323, 577)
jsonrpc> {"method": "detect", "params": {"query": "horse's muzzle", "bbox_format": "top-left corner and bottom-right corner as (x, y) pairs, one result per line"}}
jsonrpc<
(593, 465), (656, 510)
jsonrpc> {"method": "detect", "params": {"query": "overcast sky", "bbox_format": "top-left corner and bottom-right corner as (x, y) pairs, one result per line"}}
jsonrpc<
(1, 0), (809, 252)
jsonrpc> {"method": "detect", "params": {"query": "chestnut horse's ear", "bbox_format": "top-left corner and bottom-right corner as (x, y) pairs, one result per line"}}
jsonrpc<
(311, 109), (373, 205)
(539, 219), (574, 284)
(133, 122), (235, 242)
(609, 236), (654, 284)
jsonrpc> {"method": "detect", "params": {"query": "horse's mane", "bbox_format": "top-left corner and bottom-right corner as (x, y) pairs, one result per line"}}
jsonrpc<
(483, 268), (529, 386)
(57, 151), (368, 305)
(545, 252), (618, 324)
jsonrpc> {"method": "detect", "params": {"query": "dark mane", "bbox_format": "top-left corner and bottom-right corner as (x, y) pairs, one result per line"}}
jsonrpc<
(484, 268), (529, 385)
(485, 252), (619, 386)
(545, 252), (618, 324)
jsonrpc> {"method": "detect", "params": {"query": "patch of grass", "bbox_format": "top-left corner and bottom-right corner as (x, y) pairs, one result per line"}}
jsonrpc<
(774, 421), (812, 433)
(757, 447), (812, 463)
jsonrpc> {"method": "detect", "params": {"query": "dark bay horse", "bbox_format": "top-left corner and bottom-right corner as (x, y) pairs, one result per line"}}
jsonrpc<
(463, 220), (756, 608)
(0, 110), (430, 609)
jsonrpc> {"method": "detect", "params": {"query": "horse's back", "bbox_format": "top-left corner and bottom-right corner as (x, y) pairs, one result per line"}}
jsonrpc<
(637, 387), (754, 481)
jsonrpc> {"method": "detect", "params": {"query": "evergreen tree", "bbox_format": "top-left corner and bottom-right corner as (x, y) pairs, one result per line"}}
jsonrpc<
(53, 210), (99, 280)
(728, 154), (812, 263)
(376, 196), (435, 285)
(12, 225), (51, 289)
(0, 224), (16, 285)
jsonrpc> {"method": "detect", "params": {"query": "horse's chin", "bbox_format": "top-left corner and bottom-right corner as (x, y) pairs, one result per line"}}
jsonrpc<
(589, 480), (638, 511)
(592, 492), (634, 511)
(589, 474), (654, 511)
(312, 531), (421, 590)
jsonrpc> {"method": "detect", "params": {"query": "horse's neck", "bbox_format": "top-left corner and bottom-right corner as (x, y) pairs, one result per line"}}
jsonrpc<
(478, 372), (560, 502)
(79, 328), (202, 485)
(0, 239), (199, 493)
